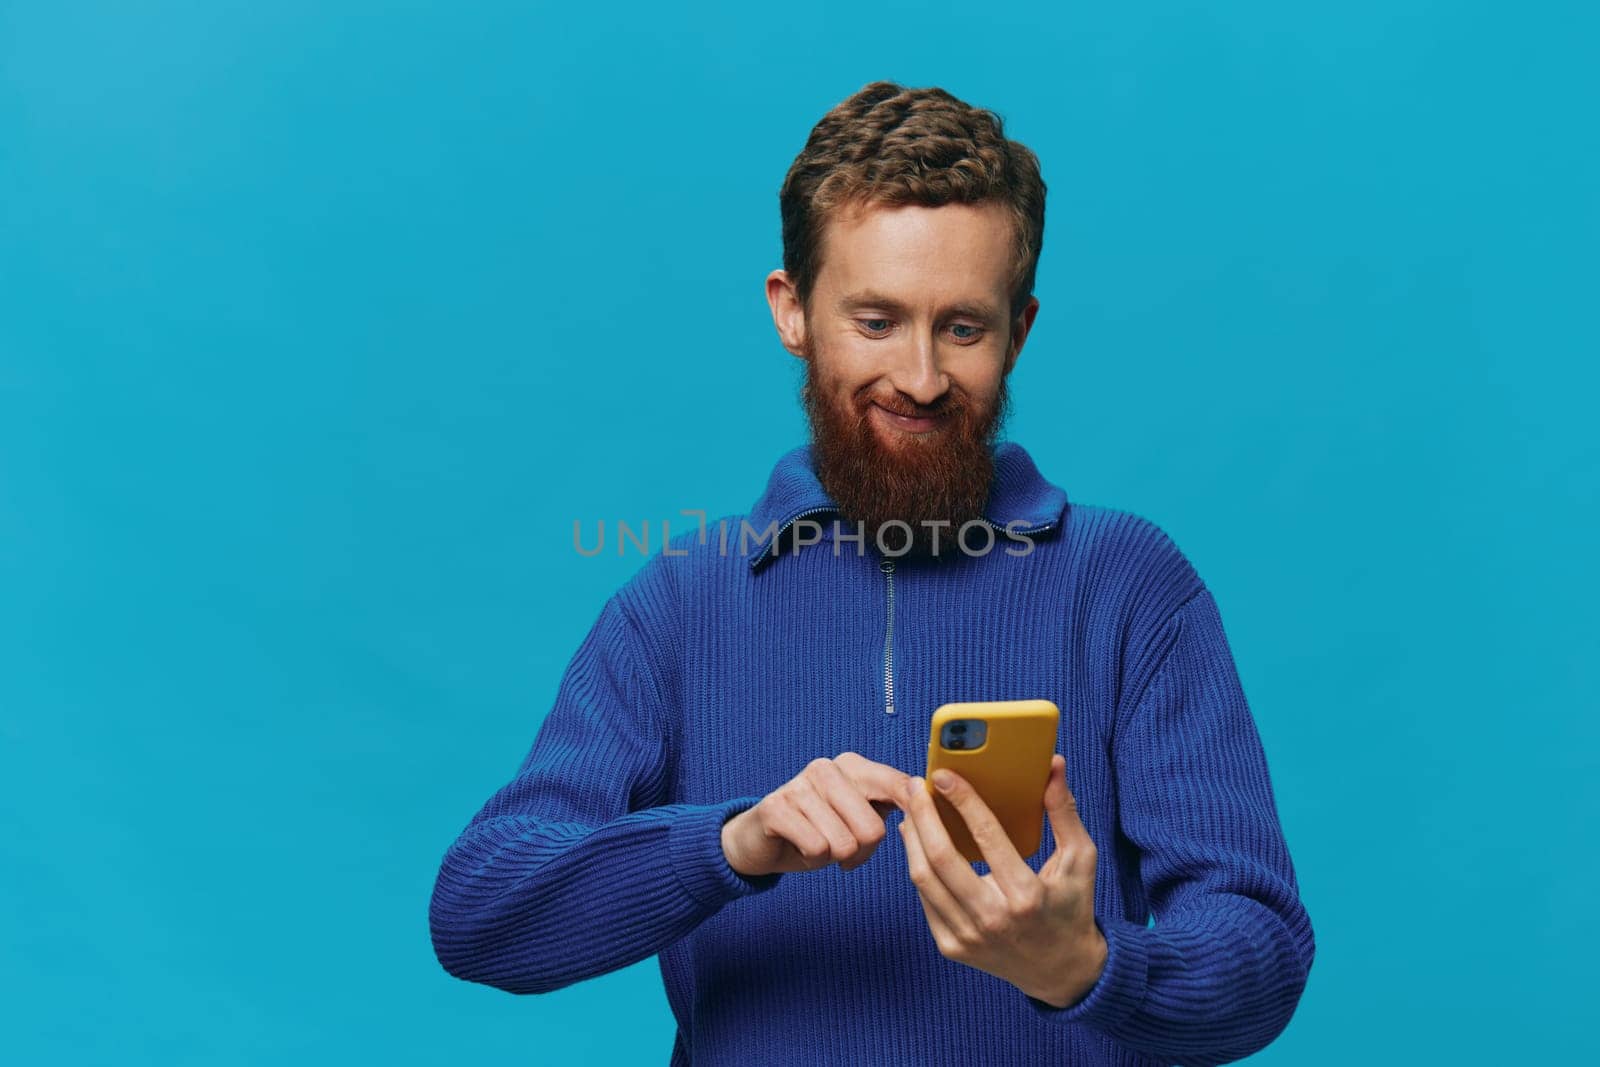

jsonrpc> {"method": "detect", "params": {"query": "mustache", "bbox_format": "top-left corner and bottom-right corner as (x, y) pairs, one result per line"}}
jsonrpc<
(859, 390), (969, 421)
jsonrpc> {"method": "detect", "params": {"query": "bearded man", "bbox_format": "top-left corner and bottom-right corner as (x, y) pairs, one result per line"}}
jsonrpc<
(431, 79), (1315, 1067)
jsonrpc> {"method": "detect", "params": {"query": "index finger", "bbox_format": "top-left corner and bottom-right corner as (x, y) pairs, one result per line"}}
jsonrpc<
(835, 752), (915, 812)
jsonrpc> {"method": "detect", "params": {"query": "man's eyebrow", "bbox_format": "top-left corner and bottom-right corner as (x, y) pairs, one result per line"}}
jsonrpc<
(835, 289), (1002, 322)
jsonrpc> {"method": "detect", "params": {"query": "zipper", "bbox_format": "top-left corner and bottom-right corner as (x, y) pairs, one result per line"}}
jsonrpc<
(758, 514), (1059, 718)
(869, 520), (1055, 717)
(880, 557), (896, 716)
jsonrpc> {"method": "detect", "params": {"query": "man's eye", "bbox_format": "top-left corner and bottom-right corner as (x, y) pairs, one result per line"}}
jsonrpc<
(857, 319), (983, 341)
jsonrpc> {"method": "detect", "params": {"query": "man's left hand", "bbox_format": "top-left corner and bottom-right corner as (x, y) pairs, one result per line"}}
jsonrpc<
(899, 753), (1108, 1009)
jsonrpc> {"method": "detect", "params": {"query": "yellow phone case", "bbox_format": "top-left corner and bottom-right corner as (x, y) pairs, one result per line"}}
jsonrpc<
(923, 699), (1061, 864)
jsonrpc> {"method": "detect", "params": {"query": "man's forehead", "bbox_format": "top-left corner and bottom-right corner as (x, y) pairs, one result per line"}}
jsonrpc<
(817, 202), (1011, 312)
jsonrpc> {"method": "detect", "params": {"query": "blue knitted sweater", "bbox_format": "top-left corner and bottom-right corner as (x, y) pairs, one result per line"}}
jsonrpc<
(429, 442), (1315, 1066)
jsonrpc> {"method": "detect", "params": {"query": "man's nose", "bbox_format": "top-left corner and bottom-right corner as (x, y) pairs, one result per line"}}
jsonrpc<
(886, 333), (951, 407)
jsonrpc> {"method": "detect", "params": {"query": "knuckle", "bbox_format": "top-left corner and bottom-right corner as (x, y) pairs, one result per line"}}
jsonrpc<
(766, 794), (791, 820)
(798, 836), (830, 860)
(1007, 899), (1040, 925)
(1014, 886), (1046, 915)
(977, 910), (1008, 937)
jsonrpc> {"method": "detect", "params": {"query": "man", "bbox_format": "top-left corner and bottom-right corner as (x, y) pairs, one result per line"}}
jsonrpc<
(430, 80), (1314, 1066)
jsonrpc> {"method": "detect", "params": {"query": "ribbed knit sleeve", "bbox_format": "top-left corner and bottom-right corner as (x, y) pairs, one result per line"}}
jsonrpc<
(429, 593), (782, 995)
(1024, 588), (1315, 1065)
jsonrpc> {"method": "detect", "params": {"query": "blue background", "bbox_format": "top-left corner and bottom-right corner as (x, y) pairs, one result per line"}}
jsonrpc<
(3, 1), (1595, 1062)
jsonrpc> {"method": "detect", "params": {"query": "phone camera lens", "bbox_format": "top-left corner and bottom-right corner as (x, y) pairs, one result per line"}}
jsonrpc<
(950, 722), (968, 734)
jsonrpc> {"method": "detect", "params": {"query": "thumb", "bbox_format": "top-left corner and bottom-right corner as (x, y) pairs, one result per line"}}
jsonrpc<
(1043, 753), (1086, 850)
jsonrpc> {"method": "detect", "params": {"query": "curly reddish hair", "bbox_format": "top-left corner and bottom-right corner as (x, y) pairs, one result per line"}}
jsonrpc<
(778, 80), (1047, 324)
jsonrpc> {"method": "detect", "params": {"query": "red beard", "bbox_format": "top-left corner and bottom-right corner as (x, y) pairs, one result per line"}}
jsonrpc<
(800, 353), (1011, 560)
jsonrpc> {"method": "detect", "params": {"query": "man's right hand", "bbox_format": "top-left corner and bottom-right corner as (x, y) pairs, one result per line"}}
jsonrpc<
(721, 753), (913, 876)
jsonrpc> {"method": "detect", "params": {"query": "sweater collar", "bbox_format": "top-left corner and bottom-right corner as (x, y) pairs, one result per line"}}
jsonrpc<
(744, 440), (1069, 570)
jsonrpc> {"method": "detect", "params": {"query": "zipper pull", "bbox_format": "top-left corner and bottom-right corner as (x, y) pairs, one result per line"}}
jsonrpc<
(880, 557), (896, 716)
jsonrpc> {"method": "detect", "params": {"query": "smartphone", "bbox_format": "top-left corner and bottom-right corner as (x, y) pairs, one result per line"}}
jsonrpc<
(922, 699), (1061, 864)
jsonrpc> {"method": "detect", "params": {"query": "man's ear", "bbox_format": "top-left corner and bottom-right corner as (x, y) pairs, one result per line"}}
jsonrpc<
(1004, 295), (1041, 375)
(766, 269), (809, 359)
